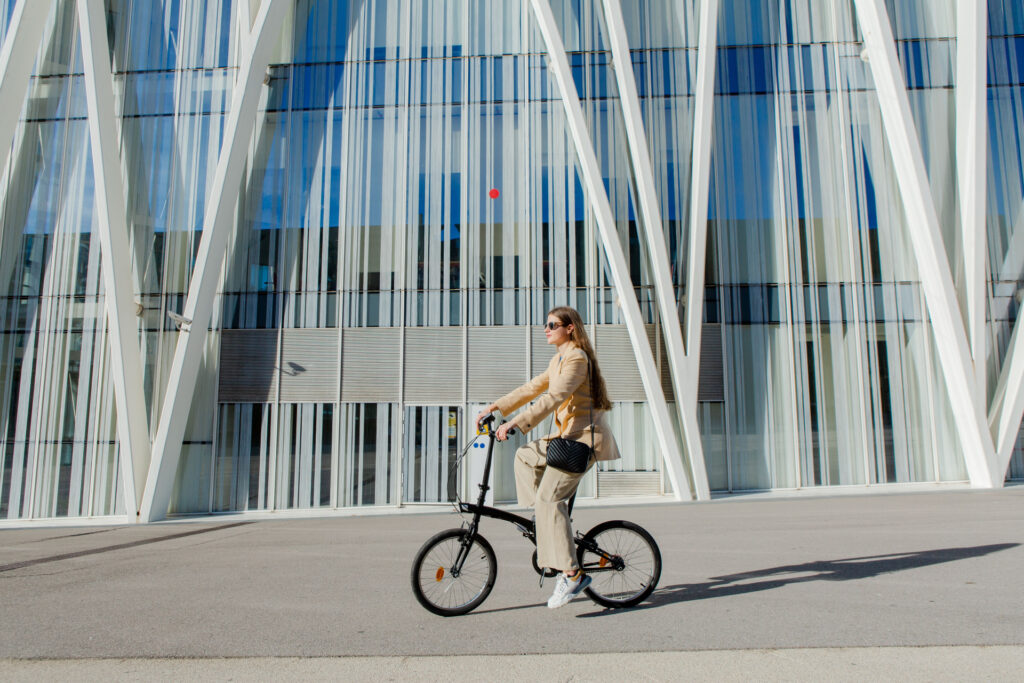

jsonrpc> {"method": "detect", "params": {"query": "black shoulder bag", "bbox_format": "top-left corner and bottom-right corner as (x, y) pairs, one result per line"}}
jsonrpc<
(544, 354), (594, 474)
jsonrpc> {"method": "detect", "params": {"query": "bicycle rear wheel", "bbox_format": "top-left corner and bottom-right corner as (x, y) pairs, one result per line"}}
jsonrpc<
(411, 529), (497, 616)
(577, 520), (660, 608)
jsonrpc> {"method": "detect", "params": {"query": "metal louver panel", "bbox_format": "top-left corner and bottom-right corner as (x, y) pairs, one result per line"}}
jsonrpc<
(531, 327), (555, 376)
(698, 323), (725, 401)
(279, 329), (338, 403)
(341, 328), (401, 402)
(404, 327), (463, 403)
(597, 471), (662, 497)
(218, 330), (278, 402)
(593, 325), (645, 401)
(468, 327), (529, 401)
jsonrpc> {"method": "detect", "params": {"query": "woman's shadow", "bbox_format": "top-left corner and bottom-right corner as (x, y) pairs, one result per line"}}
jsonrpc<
(574, 542), (1018, 618)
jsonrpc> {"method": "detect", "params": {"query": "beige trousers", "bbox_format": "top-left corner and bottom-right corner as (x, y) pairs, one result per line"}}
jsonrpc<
(514, 439), (595, 573)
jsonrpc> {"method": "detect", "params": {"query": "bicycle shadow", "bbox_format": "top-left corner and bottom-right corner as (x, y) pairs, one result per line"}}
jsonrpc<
(575, 543), (1019, 618)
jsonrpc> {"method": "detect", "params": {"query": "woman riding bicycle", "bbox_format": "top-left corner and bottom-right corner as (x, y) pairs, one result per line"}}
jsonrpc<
(475, 306), (619, 609)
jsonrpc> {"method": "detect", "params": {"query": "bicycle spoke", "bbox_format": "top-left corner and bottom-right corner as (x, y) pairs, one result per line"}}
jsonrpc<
(414, 534), (495, 613)
(582, 526), (658, 603)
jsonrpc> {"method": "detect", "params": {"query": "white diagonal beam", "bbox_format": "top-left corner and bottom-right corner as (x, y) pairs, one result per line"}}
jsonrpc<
(0, 0), (52, 184)
(140, 0), (289, 522)
(957, 0), (987, 398)
(529, 0), (691, 500)
(239, 0), (253, 39)
(686, 0), (720, 481)
(684, 0), (719, 390)
(853, 0), (1000, 487)
(601, 0), (710, 500)
(77, 0), (151, 516)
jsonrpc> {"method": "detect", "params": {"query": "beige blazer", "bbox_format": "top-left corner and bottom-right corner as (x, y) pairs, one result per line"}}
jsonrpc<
(494, 344), (620, 462)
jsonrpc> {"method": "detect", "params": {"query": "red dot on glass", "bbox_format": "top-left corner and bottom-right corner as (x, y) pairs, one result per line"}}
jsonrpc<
(489, 188), (500, 199)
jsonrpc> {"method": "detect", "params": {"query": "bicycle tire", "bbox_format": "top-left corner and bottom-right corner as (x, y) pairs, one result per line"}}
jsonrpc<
(411, 528), (497, 616)
(577, 520), (661, 608)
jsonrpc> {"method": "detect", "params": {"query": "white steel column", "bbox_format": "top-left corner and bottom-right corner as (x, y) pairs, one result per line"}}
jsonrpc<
(957, 0), (988, 398)
(0, 0), (52, 185)
(238, 0), (253, 37)
(853, 0), (1000, 487)
(601, 0), (710, 500)
(76, 0), (152, 515)
(683, 0), (719, 383)
(685, 0), (720, 486)
(140, 0), (289, 522)
(529, 0), (691, 499)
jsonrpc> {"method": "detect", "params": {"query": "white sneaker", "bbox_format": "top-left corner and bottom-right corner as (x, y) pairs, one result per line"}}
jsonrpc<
(547, 572), (592, 609)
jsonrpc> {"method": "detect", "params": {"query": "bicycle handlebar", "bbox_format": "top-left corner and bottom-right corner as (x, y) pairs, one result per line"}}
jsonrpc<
(477, 413), (515, 437)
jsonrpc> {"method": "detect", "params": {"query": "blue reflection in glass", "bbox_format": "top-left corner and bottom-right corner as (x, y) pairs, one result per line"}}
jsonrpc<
(294, 0), (355, 63)
(988, 37), (1024, 87)
(989, 0), (1024, 36)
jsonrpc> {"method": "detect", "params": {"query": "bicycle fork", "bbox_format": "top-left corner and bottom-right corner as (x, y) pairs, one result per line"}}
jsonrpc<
(450, 517), (482, 578)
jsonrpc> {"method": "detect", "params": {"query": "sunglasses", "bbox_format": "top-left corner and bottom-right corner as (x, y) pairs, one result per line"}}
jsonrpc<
(544, 321), (565, 331)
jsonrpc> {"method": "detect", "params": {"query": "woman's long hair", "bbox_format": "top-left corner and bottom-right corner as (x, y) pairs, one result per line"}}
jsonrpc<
(547, 306), (612, 411)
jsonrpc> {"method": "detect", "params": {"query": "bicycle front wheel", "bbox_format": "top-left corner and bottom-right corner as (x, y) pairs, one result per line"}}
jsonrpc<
(577, 520), (661, 608)
(411, 529), (497, 616)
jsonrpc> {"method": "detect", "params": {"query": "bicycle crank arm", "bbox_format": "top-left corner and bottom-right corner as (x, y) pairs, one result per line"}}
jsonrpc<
(576, 542), (626, 571)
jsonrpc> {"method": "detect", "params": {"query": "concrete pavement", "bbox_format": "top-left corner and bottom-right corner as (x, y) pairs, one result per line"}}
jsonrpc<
(2, 647), (1024, 681)
(1, 487), (1022, 678)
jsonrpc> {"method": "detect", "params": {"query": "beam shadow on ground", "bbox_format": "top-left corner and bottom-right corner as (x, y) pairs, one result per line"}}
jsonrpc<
(0, 522), (252, 573)
(572, 543), (1019, 618)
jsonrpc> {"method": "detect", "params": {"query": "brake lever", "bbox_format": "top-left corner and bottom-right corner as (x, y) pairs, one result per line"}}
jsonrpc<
(495, 420), (516, 439)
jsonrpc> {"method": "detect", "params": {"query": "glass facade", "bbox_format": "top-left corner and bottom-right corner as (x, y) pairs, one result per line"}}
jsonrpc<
(1, 0), (1023, 522)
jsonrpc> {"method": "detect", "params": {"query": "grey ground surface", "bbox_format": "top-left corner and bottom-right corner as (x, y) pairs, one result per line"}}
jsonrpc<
(0, 488), (1022, 661)
(2, 647), (1024, 682)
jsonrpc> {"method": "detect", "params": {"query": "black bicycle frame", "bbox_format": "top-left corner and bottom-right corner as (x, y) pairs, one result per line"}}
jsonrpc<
(449, 418), (533, 576)
(449, 416), (622, 576)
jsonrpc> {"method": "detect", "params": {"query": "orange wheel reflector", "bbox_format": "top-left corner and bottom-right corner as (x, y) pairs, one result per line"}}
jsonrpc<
(599, 557), (608, 568)
(435, 567), (445, 582)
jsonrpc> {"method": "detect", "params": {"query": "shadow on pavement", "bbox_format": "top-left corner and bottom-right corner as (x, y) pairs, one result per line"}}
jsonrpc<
(576, 543), (1019, 618)
(0, 522), (252, 573)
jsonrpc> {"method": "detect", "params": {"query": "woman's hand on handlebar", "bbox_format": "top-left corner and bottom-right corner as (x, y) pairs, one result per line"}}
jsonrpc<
(475, 405), (498, 431)
(495, 420), (517, 442)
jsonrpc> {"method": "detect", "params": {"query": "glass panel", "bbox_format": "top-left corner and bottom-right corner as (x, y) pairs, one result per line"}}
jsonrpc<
(273, 403), (333, 509)
(337, 402), (396, 506)
(170, 444), (213, 515)
(402, 405), (461, 503)
(7, 0), (1024, 520)
(107, 0), (237, 72)
(0, 17), (124, 518)
(213, 403), (271, 511)
(699, 402), (728, 491)
(598, 402), (661, 472)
